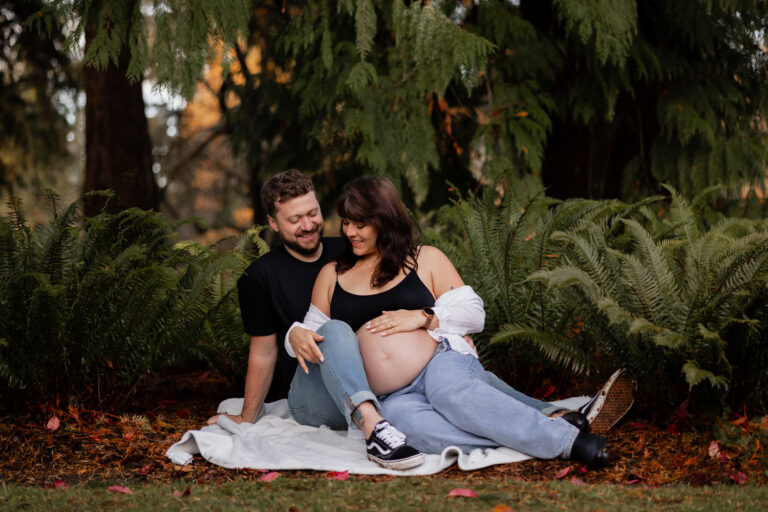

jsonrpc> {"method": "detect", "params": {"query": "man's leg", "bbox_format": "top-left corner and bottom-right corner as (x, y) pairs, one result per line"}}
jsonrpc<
(484, 371), (560, 415)
(423, 350), (580, 459)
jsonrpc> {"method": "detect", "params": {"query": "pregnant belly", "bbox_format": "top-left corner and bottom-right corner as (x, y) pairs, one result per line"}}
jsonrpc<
(355, 327), (437, 395)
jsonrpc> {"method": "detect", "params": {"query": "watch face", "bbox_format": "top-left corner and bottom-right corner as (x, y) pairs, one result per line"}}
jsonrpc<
(423, 307), (435, 316)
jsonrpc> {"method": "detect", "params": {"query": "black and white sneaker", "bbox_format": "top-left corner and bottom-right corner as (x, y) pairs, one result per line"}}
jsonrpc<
(579, 368), (637, 433)
(366, 420), (425, 470)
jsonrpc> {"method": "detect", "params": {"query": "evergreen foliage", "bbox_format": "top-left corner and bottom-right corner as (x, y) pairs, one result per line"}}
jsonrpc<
(433, 184), (768, 414)
(0, 193), (264, 409)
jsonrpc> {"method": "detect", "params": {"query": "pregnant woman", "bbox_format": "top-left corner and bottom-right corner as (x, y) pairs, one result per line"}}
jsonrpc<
(291, 176), (611, 467)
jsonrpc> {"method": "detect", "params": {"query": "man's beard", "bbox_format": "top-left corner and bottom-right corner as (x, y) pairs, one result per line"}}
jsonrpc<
(284, 225), (323, 255)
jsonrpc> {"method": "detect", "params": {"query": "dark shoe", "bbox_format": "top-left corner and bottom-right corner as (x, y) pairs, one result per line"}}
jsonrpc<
(561, 411), (590, 433)
(366, 420), (425, 470)
(579, 368), (637, 433)
(570, 431), (611, 468)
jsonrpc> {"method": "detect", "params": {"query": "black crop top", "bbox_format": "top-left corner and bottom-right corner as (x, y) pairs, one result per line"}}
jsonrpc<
(330, 270), (435, 332)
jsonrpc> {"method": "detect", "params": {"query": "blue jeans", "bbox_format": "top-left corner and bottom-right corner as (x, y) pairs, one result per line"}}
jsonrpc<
(287, 320), (379, 430)
(287, 319), (562, 439)
(379, 341), (580, 458)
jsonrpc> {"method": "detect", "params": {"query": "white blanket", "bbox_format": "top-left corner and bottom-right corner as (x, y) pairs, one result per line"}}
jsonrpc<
(166, 396), (589, 475)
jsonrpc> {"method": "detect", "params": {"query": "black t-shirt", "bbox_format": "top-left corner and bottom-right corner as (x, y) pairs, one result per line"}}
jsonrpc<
(237, 237), (346, 400)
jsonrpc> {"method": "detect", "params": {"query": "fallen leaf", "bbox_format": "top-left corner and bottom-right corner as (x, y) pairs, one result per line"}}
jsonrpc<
(731, 415), (748, 426)
(628, 421), (648, 429)
(53, 480), (66, 489)
(176, 410), (189, 418)
(327, 470), (348, 481)
(730, 471), (748, 485)
(492, 505), (514, 512)
(107, 485), (133, 495)
(173, 487), (191, 497)
(138, 463), (155, 475)
(46, 416), (60, 431)
(570, 477), (586, 486)
(260, 471), (279, 482)
(196, 371), (210, 381)
(123, 431), (135, 440)
(447, 488), (478, 498)
(553, 467), (571, 479)
(708, 441), (720, 459)
(577, 466), (588, 474)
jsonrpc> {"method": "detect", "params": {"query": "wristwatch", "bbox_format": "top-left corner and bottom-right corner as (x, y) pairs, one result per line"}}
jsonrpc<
(421, 307), (435, 329)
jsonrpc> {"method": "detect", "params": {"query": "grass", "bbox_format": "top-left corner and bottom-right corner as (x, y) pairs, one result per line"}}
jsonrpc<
(2, 478), (767, 511)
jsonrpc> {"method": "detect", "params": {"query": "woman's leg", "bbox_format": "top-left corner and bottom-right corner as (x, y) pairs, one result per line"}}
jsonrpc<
(381, 389), (500, 454)
(423, 350), (580, 460)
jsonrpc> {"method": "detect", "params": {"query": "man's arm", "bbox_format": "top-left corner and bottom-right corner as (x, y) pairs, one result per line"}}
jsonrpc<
(208, 334), (278, 425)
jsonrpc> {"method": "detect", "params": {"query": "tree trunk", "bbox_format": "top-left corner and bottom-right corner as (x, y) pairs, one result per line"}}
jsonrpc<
(83, 28), (157, 216)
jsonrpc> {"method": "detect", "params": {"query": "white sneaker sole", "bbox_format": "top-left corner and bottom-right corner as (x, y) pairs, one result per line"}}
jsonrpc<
(367, 452), (425, 471)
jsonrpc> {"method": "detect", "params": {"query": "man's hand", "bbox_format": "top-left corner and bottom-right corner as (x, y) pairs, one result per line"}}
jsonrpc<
(289, 326), (325, 374)
(206, 413), (251, 425)
(367, 309), (426, 336)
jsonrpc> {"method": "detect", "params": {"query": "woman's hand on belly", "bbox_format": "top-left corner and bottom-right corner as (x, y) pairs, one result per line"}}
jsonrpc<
(366, 309), (426, 335)
(355, 326), (437, 395)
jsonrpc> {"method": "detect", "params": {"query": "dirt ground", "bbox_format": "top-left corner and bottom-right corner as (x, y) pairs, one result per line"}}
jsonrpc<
(1, 367), (766, 488)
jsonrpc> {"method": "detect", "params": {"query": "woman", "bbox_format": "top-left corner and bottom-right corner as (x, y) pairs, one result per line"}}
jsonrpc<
(301, 176), (609, 466)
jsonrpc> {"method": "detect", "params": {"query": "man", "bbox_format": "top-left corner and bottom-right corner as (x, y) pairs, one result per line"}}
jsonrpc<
(209, 170), (635, 468)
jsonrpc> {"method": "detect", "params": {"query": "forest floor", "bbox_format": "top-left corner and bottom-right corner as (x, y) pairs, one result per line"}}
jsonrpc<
(1, 367), (767, 489)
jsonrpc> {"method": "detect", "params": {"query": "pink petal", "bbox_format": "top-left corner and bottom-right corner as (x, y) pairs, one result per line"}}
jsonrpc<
(53, 480), (67, 489)
(578, 466), (588, 474)
(570, 476), (587, 486)
(553, 466), (571, 479)
(327, 470), (349, 480)
(708, 441), (720, 459)
(260, 471), (279, 482)
(108, 485), (133, 495)
(173, 487), (191, 497)
(138, 463), (154, 475)
(46, 416), (60, 431)
(730, 471), (748, 485)
(447, 488), (478, 498)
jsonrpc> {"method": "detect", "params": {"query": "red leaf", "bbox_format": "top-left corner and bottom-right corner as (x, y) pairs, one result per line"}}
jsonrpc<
(196, 371), (210, 381)
(730, 471), (748, 485)
(46, 416), (60, 431)
(708, 441), (721, 459)
(176, 409), (189, 418)
(731, 415), (748, 426)
(173, 487), (192, 497)
(260, 471), (279, 482)
(108, 485), (133, 495)
(540, 385), (555, 398)
(53, 480), (66, 490)
(553, 467), (571, 479)
(327, 470), (348, 481)
(447, 488), (478, 498)
(570, 477), (586, 486)
(577, 466), (588, 474)
(138, 463), (154, 475)
(628, 421), (648, 429)
(492, 506), (514, 512)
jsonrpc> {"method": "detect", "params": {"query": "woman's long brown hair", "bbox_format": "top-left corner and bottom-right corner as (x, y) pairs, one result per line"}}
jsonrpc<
(335, 176), (417, 287)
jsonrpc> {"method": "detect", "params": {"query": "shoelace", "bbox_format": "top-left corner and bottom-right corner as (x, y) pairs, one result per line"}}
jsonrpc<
(376, 423), (406, 449)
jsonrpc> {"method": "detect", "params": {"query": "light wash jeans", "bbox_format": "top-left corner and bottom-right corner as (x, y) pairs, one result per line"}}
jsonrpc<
(379, 341), (580, 458)
(288, 320), (379, 430)
(287, 319), (565, 446)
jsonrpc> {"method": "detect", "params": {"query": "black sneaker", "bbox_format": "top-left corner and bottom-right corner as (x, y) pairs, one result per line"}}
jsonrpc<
(366, 420), (425, 470)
